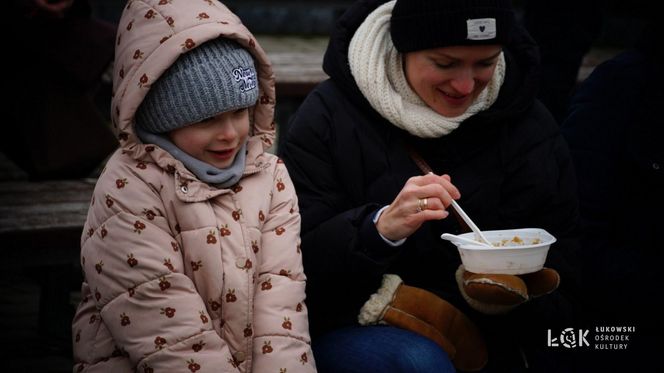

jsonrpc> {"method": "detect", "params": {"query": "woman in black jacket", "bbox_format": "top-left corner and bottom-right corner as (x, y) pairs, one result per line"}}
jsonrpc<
(280, 0), (580, 371)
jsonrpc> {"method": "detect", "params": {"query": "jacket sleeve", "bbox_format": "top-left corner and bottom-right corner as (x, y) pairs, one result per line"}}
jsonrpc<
(251, 161), (316, 372)
(279, 85), (405, 331)
(78, 161), (237, 372)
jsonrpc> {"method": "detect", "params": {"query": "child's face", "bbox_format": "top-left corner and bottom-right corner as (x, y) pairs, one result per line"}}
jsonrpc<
(169, 108), (250, 169)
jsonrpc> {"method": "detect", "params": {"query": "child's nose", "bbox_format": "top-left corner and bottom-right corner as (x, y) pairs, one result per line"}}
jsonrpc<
(215, 119), (237, 140)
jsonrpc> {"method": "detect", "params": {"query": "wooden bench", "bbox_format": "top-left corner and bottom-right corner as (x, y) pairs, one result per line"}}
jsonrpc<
(0, 179), (95, 267)
(258, 35), (329, 97)
(0, 179), (96, 338)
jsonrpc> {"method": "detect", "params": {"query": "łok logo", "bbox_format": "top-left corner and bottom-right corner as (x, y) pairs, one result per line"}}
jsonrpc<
(547, 328), (590, 348)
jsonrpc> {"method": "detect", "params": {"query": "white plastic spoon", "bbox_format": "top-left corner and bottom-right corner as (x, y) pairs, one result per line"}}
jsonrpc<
(441, 233), (493, 248)
(449, 200), (492, 246)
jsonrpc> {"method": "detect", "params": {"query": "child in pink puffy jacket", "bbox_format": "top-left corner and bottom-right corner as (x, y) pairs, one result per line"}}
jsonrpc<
(71, 1), (316, 372)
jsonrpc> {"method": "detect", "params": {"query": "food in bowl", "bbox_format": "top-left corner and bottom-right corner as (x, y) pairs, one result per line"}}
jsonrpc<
(494, 235), (541, 247)
(442, 228), (556, 274)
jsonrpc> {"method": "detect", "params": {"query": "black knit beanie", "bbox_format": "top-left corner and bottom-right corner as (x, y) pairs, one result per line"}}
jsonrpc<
(390, 0), (516, 53)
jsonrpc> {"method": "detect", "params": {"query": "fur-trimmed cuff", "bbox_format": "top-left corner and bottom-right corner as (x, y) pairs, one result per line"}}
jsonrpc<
(455, 265), (518, 315)
(358, 274), (403, 325)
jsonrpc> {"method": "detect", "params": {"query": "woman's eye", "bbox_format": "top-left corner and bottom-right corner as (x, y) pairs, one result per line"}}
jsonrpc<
(200, 117), (215, 123)
(435, 62), (453, 69)
(234, 108), (247, 115)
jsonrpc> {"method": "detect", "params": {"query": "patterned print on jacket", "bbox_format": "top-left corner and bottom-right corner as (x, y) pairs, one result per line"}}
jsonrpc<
(71, 1), (315, 372)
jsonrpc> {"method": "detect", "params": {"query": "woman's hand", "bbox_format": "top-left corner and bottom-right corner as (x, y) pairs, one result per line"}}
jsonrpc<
(376, 173), (460, 241)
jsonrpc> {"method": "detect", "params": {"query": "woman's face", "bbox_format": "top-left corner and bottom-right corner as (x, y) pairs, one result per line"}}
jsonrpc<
(169, 108), (250, 169)
(403, 45), (502, 117)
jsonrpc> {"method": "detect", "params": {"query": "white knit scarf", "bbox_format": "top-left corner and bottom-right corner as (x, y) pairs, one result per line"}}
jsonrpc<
(348, 0), (506, 138)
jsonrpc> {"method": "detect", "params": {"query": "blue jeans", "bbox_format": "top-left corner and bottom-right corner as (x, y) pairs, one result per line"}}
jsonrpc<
(313, 325), (456, 373)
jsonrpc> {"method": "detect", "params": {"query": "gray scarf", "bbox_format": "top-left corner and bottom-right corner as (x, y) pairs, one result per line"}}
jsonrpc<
(136, 127), (246, 188)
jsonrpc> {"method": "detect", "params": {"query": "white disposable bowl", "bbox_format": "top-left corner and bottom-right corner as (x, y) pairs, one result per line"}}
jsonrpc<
(451, 228), (556, 274)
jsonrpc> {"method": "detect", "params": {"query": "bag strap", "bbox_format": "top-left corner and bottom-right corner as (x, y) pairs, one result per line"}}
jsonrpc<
(404, 144), (470, 233)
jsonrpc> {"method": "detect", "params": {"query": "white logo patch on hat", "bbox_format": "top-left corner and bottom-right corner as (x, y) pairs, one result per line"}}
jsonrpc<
(233, 67), (257, 93)
(466, 18), (497, 40)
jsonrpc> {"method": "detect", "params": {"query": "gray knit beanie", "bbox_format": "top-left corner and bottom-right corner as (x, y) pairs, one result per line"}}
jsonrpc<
(135, 38), (258, 133)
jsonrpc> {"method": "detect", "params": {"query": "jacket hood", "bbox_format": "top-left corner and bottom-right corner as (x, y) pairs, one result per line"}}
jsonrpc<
(323, 0), (540, 122)
(111, 0), (276, 175)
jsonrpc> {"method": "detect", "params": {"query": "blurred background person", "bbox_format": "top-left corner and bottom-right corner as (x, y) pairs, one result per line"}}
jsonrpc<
(562, 14), (662, 371)
(3, 0), (117, 180)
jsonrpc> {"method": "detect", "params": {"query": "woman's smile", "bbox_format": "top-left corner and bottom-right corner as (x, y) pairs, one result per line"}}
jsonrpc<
(438, 88), (470, 107)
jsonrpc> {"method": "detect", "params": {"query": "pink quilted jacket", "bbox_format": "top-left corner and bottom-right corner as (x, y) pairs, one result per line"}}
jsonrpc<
(71, 1), (316, 372)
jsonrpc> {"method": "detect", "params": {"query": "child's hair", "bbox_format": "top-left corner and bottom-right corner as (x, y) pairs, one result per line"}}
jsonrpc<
(135, 37), (258, 134)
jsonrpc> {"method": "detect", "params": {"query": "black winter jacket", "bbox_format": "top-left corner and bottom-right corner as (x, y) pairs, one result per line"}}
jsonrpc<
(281, 0), (580, 370)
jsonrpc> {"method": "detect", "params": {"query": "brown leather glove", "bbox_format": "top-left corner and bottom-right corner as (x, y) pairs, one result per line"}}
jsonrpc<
(358, 274), (488, 372)
(455, 265), (560, 314)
